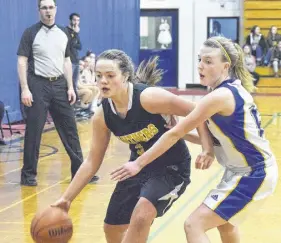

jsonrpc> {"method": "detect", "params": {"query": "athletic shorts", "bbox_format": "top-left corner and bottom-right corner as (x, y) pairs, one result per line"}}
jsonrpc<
(204, 157), (278, 226)
(104, 159), (191, 225)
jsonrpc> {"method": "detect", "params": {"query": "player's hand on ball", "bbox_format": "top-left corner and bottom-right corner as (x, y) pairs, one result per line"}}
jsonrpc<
(195, 150), (215, 170)
(111, 162), (142, 181)
(51, 198), (71, 212)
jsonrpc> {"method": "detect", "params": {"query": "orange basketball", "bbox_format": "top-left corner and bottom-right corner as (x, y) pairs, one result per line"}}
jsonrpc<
(30, 206), (73, 243)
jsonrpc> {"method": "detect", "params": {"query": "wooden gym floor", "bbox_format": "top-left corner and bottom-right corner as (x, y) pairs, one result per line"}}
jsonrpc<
(0, 93), (280, 243)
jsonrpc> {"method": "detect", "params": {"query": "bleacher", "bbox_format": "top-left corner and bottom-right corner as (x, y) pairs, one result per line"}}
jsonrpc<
(244, 0), (281, 93)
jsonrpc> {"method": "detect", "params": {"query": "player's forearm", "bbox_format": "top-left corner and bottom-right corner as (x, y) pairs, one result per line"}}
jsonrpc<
(64, 59), (74, 90)
(136, 130), (179, 169)
(196, 123), (214, 153)
(17, 58), (29, 91)
(182, 133), (202, 145)
(62, 159), (101, 202)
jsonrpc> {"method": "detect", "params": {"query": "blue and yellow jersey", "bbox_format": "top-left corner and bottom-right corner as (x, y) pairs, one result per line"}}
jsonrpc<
(207, 79), (273, 171)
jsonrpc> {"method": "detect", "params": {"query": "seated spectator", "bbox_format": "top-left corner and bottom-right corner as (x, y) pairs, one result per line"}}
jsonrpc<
(86, 50), (96, 64)
(86, 50), (96, 83)
(85, 52), (103, 106)
(264, 26), (281, 66)
(243, 45), (260, 86)
(77, 59), (99, 110)
(246, 25), (267, 65)
(0, 101), (6, 145)
(81, 56), (96, 84)
(271, 40), (281, 77)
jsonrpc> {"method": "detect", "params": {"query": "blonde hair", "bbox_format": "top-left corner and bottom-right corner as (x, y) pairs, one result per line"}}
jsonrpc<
(203, 37), (255, 93)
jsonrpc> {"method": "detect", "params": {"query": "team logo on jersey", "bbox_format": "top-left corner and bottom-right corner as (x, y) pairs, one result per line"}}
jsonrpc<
(118, 124), (159, 144)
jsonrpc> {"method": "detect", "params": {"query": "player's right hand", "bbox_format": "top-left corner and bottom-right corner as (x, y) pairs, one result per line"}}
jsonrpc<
(21, 88), (33, 107)
(51, 198), (71, 212)
(195, 150), (214, 170)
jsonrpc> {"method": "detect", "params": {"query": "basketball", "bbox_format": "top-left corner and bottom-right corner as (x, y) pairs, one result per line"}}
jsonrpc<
(30, 206), (73, 243)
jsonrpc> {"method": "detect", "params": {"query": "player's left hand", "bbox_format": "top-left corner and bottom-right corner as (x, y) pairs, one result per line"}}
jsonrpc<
(111, 162), (142, 181)
(67, 89), (76, 105)
(195, 150), (215, 170)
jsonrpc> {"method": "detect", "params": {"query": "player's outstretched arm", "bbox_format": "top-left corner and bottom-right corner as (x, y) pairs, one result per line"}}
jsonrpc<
(141, 87), (214, 169)
(111, 88), (230, 181)
(136, 89), (229, 169)
(52, 106), (111, 211)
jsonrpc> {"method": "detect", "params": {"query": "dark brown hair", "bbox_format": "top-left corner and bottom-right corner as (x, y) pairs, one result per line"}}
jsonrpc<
(38, 0), (56, 8)
(97, 49), (164, 86)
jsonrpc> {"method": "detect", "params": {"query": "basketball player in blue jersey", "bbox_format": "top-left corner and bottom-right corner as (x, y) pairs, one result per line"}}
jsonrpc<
(52, 49), (214, 243)
(112, 37), (279, 243)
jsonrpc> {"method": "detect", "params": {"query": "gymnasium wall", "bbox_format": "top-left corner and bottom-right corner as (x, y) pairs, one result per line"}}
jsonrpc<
(0, 0), (140, 122)
(141, 0), (242, 87)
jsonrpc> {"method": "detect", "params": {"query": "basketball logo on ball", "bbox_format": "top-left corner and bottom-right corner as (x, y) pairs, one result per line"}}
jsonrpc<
(30, 206), (73, 243)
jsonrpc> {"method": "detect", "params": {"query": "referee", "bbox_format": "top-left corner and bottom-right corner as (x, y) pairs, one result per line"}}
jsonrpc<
(17, 0), (98, 186)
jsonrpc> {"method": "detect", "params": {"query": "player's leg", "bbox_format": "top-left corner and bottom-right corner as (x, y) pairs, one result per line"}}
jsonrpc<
(217, 222), (240, 243)
(104, 224), (129, 243)
(184, 165), (276, 243)
(122, 161), (190, 243)
(184, 203), (233, 243)
(121, 197), (157, 243)
(104, 176), (142, 243)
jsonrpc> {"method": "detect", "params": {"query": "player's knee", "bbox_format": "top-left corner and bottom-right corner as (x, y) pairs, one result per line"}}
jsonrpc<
(217, 223), (238, 235)
(184, 217), (200, 235)
(184, 218), (193, 234)
(131, 200), (156, 227)
(132, 210), (154, 227)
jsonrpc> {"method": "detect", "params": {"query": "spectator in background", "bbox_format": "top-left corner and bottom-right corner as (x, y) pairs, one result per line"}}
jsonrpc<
(246, 25), (267, 66)
(86, 50), (103, 106)
(86, 50), (96, 82)
(0, 101), (6, 146)
(264, 26), (281, 66)
(271, 40), (281, 77)
(66, 13), (82, 98)
(77, 57), (99, 114)
(86, 50), (96, 65)
(243, 44), (260, 86)
(81, 55), (96, 84)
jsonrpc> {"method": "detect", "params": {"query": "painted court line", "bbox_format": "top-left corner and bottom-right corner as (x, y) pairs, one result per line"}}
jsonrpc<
(148, 168), (223, 242)
(0, 177), (70, 214)
(0, 155), (113, 214)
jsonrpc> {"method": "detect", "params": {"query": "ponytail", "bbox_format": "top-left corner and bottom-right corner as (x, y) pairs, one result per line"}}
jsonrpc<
(135, 56), (164, 86)
(233, 43), (256, 93)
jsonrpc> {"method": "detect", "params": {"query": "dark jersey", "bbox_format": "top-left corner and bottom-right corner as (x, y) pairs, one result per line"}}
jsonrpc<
(102, 83), (191, 171)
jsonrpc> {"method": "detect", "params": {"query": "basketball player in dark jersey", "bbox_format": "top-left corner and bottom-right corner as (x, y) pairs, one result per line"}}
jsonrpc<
(52, 50), (214, 243)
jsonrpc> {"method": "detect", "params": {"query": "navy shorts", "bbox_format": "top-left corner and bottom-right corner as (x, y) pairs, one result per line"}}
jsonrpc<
(104, 159), (191, 225)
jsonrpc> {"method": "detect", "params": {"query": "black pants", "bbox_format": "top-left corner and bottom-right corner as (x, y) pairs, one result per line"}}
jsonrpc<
(72, 64), (79, 99)
(22, 75), (83, 180)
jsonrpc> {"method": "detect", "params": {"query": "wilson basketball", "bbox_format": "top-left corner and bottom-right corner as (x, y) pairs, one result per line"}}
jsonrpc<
(30, 206), (73, 243)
